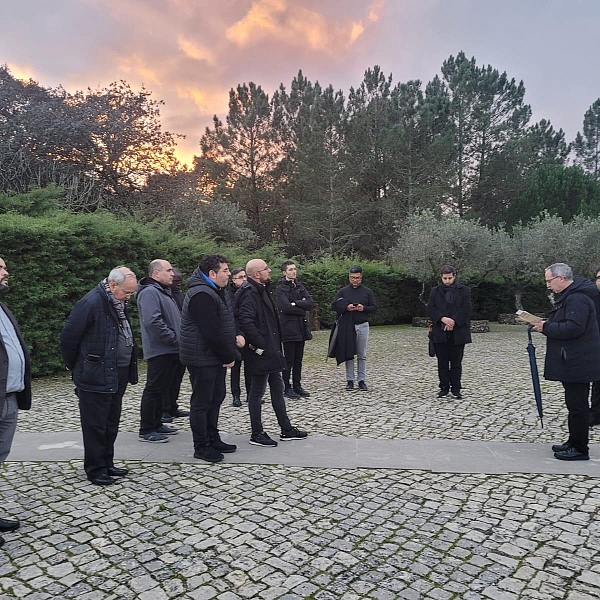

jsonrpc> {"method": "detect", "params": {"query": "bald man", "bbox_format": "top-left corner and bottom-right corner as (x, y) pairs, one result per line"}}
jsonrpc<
(137, 259), (182, 443)
(60, 266), (139, 485)
(235, 259), (307, 447)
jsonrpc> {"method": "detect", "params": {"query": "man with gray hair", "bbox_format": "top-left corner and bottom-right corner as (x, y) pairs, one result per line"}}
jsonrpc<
(137, 259), (182, 443)
(60, 266), (138, 485)
(532, 262), (600, 461)
(0, 257), (32, 546)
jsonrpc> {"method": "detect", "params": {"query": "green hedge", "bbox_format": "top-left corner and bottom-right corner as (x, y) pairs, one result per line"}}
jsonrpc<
(1, 211), (554, 376)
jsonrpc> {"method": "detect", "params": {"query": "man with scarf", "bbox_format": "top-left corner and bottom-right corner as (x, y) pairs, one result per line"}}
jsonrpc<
(179, 254), (244, 462)
(427, 265), (471, 399)
(60, 266), (138, 485)
(0, 257), (32, 546)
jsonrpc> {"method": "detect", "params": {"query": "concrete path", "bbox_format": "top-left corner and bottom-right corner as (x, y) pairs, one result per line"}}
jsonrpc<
(10, 431), (600, 477)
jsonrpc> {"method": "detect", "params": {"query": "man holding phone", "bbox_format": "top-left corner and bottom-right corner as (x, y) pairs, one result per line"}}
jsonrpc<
(331, 266), (377, 390)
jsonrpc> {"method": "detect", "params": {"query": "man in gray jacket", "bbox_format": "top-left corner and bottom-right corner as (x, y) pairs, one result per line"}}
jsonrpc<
(0, 257), (32, 544)
(137, 259), (182, 443)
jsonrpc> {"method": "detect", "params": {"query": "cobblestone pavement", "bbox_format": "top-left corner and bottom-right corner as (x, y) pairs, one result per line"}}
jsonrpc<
(1, 325), (599, 599)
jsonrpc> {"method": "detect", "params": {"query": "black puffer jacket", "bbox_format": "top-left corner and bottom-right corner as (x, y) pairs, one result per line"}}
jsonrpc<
(542, 277), (600, 383)
(179, 269), (239, 368)
(235, 279), (286, 375)
(275, 277), (315, 342)
(59, 284), (138, 393)
(427, 282), (472, 345)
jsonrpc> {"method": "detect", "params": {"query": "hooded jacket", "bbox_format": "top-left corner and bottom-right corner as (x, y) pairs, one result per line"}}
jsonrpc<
(136, 276), (181, 359)
(542, 276), (600, 383)
(179, 267), (239, 368)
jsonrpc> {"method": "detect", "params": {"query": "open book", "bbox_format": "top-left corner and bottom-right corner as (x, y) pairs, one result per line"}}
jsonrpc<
(515, 310), (543, 324)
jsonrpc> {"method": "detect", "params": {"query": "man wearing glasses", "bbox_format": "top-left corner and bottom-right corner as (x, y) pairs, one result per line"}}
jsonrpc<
(60, 266), (138, 485)
(180, 255), (244, 462)
(531, 263), (600, 461)
(331, 265), (378, 391)
(228, 268), (251, 407)
(236, 259), (308, 447)
(589, 267), (600, 428)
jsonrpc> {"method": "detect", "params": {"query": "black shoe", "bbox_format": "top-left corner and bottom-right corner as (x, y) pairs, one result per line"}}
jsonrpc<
(161, 413), (174, 423)
(171, 409), (190, 418)
(293, 386), (311, 398)
(345, 381), (354, 391)
(212, 439), (237, 453)
(280, 427), (308, 441)
(232, 395), (242, 407)
(0, 518), (20, 532)
(438, 389), (449, 398)
(249, 432), (278, 447)
(284, 388), (300, 399)
(554, 447), (589, 461)
(552, 442), (571, 453)
(451, 391), (463, 399)
(89, 474), (116, 486)
(107, 467), (128, 477)
(156, 425), (178, 435)
(358, 381), (368, 391)
(194, 447), (224, 462)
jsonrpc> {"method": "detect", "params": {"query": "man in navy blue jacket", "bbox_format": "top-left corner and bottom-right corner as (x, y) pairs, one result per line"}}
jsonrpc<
(532, 263), (600, 461)
(60, 266), (138, 485)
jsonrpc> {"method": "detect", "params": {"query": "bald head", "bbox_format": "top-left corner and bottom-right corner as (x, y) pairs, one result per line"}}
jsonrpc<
(246, 258), (272, 285)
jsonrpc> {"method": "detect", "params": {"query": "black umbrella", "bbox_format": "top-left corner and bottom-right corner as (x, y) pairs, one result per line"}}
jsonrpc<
(526, 325), (544, 428)
(327, 317), (340, 360)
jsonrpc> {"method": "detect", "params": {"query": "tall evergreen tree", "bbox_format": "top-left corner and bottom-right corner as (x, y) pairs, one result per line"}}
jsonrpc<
(573, 99), (600, 181)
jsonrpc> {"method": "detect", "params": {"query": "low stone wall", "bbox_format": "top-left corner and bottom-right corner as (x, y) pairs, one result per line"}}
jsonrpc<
(412, 317), (490, 333)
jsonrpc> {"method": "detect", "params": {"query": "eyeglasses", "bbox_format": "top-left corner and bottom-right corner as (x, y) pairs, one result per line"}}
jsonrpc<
(256, 266), (271, 273)
(349, 275), (362, 280)
(545, 276), (561, 284)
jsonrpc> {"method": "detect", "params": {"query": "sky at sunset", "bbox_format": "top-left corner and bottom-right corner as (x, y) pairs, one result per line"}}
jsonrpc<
(2, 0), (599, 166)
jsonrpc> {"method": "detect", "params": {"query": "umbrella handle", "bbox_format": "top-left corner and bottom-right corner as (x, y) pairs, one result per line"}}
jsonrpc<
(527, 325), (534, 344)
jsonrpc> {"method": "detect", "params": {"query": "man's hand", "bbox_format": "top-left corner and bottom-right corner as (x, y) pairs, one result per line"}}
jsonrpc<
(235, 335), (245, 348)
(223, 361), (235, 368)
(531, 321), (546, 333)
(347, 304), (356, 311)
(355, 303), (364, 312)
(441, 317), (455, 331)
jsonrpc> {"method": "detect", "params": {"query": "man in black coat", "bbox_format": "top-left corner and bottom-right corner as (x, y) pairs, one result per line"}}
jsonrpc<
(0, 257), (32, 546)
(276, 261), (315, 399)
(59, 266), (138, 485)
(588, 265), (600, 428)
(179, 255), (243, 462)
(532, 262), (600, 461)
(427, 265), (471, 399)
(235, 259), (307, 448)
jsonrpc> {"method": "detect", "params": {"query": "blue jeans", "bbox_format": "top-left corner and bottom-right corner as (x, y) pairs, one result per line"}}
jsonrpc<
(247, 372), (292, 435)
(345, 322), (369, 382)
(0, 393), (18, 464)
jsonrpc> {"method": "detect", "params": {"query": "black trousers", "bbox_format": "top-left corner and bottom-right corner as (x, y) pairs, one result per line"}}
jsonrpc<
(590, 381), (600, 426)
(434, 341), (465, 393)
(248, 372), (292, 435)
(78, 366), (129, 478)
(283, 341), (305, 389)
(189, 365), (226, 450)
(230, 359), (251, 399)
(163, 359), (186, 415)
(140, 353), (180, 435)
(562, 382), (590, 454)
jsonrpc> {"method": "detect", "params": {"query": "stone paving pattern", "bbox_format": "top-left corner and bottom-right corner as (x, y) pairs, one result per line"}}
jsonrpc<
(1, 325), (599, 599)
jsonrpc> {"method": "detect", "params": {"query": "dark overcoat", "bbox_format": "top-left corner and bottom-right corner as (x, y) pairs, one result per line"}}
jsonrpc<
(542, 277), (600, 383)
(275, 277), (315, 342)
(427, 282), (472, 345)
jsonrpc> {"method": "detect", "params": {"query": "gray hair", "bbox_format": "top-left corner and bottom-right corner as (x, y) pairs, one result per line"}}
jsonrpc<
(107, 266), (136, 284)
(546, 263), (573, 280)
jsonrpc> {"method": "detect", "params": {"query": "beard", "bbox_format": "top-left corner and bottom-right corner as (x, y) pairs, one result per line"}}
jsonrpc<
(0, 279), (9, 293)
